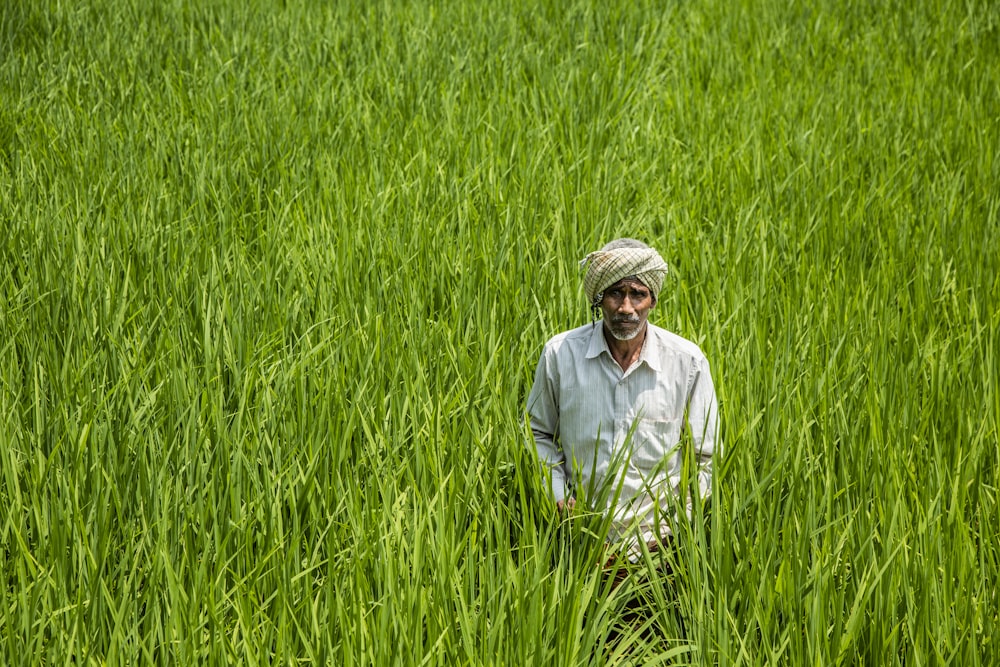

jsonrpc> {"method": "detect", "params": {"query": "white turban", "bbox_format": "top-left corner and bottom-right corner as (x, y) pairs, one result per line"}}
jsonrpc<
(580, 243), (668, 306)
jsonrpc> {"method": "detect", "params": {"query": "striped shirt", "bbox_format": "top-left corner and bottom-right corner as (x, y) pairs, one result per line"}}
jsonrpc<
(526, 321), (719, 552)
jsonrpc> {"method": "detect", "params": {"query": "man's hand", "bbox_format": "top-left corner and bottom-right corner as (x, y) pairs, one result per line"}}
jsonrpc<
(556, 497), (576, 513)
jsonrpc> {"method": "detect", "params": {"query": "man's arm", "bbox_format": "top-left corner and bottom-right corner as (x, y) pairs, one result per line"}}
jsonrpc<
(526, 348), (570, 504)
(686, 355), (720, 506)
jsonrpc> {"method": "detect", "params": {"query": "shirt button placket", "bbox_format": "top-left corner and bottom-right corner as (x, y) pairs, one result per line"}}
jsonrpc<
(615, 374), (627, 449)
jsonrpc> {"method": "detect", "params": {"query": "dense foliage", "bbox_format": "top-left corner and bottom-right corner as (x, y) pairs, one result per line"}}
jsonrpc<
(2, 0), (998, 663)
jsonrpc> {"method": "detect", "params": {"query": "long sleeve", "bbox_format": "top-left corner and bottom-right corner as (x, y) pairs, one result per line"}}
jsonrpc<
(686, 356), (720, 504)
(526, 348), (569, 503)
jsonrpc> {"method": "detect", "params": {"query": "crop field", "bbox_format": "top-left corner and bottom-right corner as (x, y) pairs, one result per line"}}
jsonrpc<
(2, 0), (998, 664)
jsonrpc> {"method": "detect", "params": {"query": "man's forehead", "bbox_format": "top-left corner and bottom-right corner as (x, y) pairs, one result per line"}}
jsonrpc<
(607, 277), (650, 291)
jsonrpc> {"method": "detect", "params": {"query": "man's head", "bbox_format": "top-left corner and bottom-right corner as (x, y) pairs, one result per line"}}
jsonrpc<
(600, 276), (655, 341)
(580, 238), (668, 339)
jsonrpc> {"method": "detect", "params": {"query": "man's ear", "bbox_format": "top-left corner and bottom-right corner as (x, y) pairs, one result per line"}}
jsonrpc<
(651, 294), (657, 308)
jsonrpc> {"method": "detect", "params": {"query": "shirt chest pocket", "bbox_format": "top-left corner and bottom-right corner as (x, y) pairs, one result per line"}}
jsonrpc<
(630, 418), (682, 473)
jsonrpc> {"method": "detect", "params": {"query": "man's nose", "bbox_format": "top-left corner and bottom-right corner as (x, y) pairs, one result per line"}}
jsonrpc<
(618, 297), (635, 314)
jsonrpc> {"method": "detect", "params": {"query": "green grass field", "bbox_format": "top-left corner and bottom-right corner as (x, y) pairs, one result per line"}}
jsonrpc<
(2, 0), (998, 664)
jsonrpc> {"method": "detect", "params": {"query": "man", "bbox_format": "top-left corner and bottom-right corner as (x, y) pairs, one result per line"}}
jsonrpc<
(526, 238), (719, 559)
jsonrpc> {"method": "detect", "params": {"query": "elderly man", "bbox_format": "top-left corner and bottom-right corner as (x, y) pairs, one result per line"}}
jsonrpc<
(526, 238), (719, 559)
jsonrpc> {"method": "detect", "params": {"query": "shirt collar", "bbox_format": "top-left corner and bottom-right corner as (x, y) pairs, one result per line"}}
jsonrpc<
(584, 321), (662, 372)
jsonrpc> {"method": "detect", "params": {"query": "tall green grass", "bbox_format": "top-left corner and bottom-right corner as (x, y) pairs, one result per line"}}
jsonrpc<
(2, 0), (998, 663)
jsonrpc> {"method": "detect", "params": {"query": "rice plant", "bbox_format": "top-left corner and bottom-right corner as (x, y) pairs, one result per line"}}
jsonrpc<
(1, 0), (997, 664)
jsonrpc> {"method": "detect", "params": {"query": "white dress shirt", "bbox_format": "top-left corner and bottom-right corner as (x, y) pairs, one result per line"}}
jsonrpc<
(526, 321), (719, 552)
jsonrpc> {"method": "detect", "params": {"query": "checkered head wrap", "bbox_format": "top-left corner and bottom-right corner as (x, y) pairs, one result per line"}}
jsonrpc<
(580, 239), (668, 307)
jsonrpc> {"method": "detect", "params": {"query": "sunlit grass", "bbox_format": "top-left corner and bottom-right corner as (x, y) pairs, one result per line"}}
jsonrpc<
(1, 0), (998, 664)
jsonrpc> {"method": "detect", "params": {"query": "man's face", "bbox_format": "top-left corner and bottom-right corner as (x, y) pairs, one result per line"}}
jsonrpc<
(600, 278), (656, 341)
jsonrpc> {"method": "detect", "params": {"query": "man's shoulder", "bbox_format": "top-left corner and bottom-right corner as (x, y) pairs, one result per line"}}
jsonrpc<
(542, 323), (595, 352)
(647, 323), (709, 363)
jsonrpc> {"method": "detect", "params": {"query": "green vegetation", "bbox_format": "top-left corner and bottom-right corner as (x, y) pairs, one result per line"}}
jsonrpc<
(2, 0), (998, 663)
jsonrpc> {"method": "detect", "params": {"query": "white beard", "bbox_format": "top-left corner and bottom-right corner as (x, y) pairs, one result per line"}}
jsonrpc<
(608, 320), (642, 341)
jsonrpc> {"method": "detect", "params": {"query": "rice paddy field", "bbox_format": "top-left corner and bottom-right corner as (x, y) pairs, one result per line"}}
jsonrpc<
(2, 0), (999, 664)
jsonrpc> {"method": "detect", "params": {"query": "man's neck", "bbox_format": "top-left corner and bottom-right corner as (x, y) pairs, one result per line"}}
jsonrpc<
(603, 323), (647, 372)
